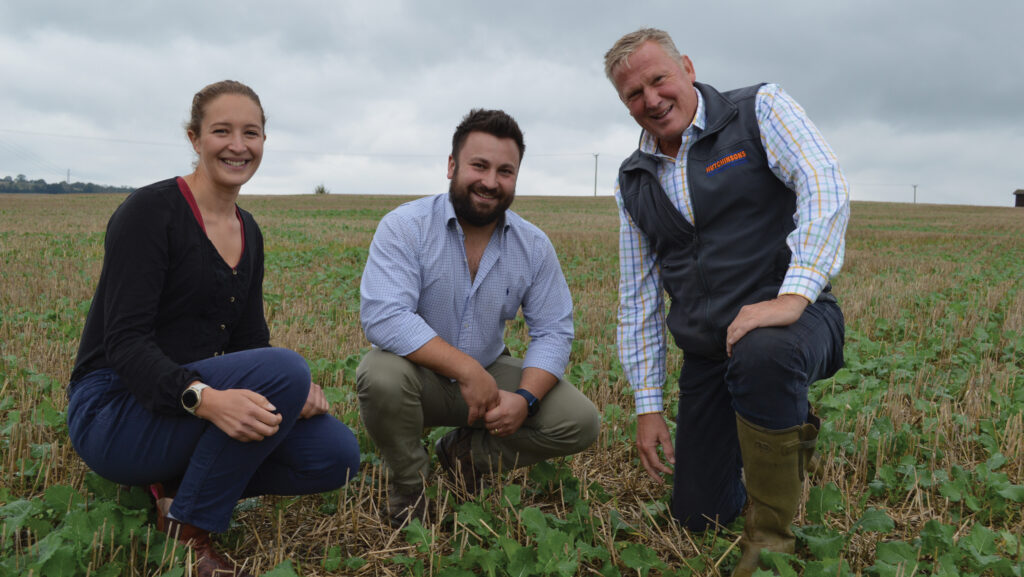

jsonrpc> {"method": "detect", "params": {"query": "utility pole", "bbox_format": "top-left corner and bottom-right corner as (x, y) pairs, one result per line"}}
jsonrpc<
(67, 169), (70, 184)
(593, 153), (599, 197)
(912, 184), (917, 204)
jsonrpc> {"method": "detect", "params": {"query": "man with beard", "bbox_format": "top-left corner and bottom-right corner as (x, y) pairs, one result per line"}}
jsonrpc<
(357, 108), (600, 528)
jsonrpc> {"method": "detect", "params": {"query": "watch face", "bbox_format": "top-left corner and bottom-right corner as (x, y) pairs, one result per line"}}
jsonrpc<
(182, 389), (199, 409)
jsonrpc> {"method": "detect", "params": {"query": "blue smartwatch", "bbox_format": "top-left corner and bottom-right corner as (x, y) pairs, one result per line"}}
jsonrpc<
(514, 388), (540, 417)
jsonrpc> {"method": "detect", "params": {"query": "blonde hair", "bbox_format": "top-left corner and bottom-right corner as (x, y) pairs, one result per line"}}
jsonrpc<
(604, 28), (685, 83)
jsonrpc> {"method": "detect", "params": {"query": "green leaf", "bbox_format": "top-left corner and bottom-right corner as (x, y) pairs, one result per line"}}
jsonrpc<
(92, 564), (123, 577)
(437, 568), (476, 577)
(854, 508), (894, 533)
(39, 541), (79, 577)
(995, 484), (1024, 502)
(506, 545), (537, 577)
(342, 557), (367, 570)
(519, 507), (549, 539)
(875, 541), (920, 568)
(529, 461), (556, 485)
(0, 499), (40, 536)
(502, 484), (522, 508)
(403, 518), (432, 552)
(322, 546), (343, 571)
(455, 502), (488, 531)
(803, 559), (854, 577)
(84, 472), (120, 501)
(794, 525), (845, 559)
(608, 509), (639, 537)
(920, 519), (955, 553)
(760, 550), (800, 576)
(618, 543), (665, 576)
(805, 483), (844, 524)
(961, 524), (997, 556)
(985, 452), (1007, 471)
(457, 546), (501, 577)
(261, 560), (300, 577)
(43, 485), (83, 512)
(322, 386), (347, 404)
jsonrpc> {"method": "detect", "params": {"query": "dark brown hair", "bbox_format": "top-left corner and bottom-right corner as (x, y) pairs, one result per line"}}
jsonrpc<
(451, 109), (525, 162)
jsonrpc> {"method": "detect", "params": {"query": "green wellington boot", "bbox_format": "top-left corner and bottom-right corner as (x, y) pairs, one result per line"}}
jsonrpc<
(731, 414), (819, 577)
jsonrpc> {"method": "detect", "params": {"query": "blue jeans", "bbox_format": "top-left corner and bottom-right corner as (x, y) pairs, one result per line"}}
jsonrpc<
(67, 347), (360, 532)
(670, 301), (844, 530)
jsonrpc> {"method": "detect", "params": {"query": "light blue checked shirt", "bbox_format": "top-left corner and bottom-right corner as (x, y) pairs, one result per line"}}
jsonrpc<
(615, 83), (850, 415)
(360, 193), (574, 378)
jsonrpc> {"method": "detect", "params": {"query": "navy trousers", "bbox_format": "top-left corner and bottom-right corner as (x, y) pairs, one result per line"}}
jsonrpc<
(671, 300), (845, 531)
(67, 347), (360, 532)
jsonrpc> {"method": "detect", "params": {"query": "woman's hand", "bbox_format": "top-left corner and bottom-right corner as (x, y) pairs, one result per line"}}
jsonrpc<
(301, 382), (329, 419)
(195, 387), (282, 442)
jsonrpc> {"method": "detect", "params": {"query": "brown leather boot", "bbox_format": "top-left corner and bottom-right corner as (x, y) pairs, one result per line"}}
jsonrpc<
(163, 518), (253, 577)
(385, 485), (431, 528)
(436, 427), (484, 495)
(731, 414), (818, 577)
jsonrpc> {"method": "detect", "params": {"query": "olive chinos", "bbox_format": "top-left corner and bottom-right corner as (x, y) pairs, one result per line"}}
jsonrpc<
(357, 348), (600, 495)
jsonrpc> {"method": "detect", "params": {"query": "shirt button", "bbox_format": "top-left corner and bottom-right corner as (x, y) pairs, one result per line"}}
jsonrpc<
(213, 352), (219, 357)
(220, 324), (226, 331)
(229, 296), (236, 303)
(232, 269), (238, 276)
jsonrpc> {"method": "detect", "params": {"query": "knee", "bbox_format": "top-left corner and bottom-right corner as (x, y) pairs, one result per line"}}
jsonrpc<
(324, 422), (362, 488)
(261, 348), (311, 412)
(548, 398), (601, 455)
(574, 402), (601, 452)
(730, 327), (795, 375)
(356, 350), (420, 404)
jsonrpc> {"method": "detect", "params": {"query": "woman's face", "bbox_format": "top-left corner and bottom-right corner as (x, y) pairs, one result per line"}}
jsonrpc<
(188, 93), (265, 192)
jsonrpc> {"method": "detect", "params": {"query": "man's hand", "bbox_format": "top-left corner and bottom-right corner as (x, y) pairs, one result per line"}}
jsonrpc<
(195, 387), (283, 442)
(405, 336), (500, 425)
(483, 390), (528, 437)
(636, 413), (675, 481)
(301, 382), (329, 419)
(726, 294), (809, 356)
(457, 367), (501, 425)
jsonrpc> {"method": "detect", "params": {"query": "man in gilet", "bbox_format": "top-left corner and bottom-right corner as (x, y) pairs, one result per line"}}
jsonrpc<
(605, 28), (849, 576)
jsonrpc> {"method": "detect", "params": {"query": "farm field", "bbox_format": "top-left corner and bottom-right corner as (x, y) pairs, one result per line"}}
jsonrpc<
(0, 193), (1021, 576)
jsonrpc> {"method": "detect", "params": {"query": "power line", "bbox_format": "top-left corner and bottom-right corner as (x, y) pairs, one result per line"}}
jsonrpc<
(0, 127), (602, 158)
(0, 136), (67, 178)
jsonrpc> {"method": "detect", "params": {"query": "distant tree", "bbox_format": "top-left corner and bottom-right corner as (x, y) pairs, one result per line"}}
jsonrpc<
(0, 174), (134, 194)
(314, 183), (329, 195)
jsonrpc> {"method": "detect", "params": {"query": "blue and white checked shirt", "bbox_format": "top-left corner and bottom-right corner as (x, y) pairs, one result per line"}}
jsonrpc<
(615, 84), (850, 415)
(360, 193), (574, 378)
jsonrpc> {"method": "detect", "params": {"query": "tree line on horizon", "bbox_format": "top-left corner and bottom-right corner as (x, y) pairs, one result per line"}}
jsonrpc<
(0, 174), (133, 195)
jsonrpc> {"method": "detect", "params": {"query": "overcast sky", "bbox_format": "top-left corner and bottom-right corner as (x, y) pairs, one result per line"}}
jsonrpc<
(1, 0), (1021, 206)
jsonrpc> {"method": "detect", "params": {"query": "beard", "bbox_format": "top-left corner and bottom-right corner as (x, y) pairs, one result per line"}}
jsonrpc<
(448, 170), (514, 228)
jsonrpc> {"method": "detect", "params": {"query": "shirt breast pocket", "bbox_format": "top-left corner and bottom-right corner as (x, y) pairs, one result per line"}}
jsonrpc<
(499, 280), (528, 321)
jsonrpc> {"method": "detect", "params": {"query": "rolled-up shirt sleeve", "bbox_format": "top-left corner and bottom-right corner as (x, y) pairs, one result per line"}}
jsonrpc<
(757, 84), (850, 302)
(359, 212), (438, 355)
(519, 234), (574, 379)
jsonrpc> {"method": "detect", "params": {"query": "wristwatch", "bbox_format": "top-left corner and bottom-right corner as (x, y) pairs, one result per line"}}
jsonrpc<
(514, 388), (540, 417)
(181, 382), (210, 415)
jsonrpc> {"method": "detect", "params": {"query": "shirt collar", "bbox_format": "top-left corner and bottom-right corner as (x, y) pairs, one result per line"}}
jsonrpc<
(639, 85), (706, 157)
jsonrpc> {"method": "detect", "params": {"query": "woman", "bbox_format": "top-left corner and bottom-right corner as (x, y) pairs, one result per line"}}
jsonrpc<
(67, 80), (360, 577)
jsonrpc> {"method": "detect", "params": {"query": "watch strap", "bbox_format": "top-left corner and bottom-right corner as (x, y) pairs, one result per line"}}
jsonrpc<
(181, 382), (210, 415)
(514, 388), (540, 417)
